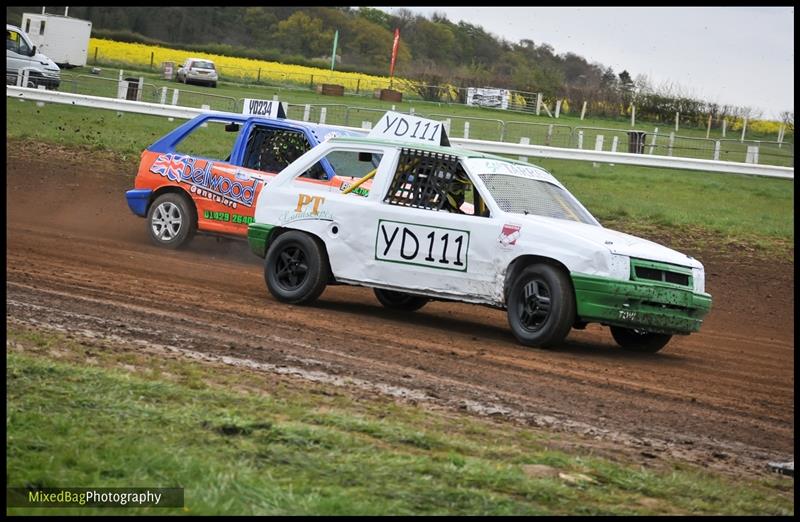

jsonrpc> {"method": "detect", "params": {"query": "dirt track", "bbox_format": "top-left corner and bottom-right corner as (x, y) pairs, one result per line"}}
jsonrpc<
(6, 141), (795, 478)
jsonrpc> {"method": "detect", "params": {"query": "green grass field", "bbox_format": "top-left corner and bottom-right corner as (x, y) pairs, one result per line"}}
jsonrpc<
(6, 326), (794, 515)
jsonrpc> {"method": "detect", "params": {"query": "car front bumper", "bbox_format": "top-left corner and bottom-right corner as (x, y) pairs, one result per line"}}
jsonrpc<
(572, 273), (712, 335)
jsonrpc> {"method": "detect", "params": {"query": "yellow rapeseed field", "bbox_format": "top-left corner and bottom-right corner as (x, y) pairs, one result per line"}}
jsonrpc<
(90, 37), (403, 93)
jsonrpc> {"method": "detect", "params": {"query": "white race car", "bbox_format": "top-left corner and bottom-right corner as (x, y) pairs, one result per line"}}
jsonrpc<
(248, 112), (711, 352)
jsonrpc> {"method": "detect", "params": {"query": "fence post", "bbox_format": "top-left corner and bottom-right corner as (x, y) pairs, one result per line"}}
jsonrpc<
(319, 107), (327, 124)
(160, 87), (167, 104)
(713, 140), (721, 161)
(705, 114), (712, 139)
(150, 51), (154, 70)
(303, 104), (310, 122)
(498, 121), (506, 141)
(630, 105), (635, 127)
(668, 132), (675, 156)
(138, 77), (143, 102)
(554, 99), (562, 119)
(463, 121), (470, 139)
(361, 121), (372, 130)
(536, 93), (542, 116)
(171, 89), (179, 106)
(675, 112), (679, 132)
(594, 135), (604, 151)
(611, 136), (619, 153)
(356, 78), (360, 94)
(741, 117), (748, 142)
(577, 130), (584, 149)
(722, 119), (727, 138)
(409, 107), (415, 115)
(648, 127), (659, 155)
(443, 118), (451, 134)
(546, 124), (553, 146)
(309, 74), (313, 90)
(257, 68), (261, 83)
(580, 101), (587, 120)
(777, 124), (784, 148)
(745, 145), (759, 164)
(518, 137), (529, 162)
(93, 46), (98, 65)
(593, 135), (604, 167)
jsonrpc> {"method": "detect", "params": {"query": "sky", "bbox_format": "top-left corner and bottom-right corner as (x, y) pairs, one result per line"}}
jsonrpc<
(378, 7), (794, 120)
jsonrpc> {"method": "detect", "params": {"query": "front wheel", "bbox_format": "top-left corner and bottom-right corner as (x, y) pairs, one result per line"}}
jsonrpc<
(146, 193), (196, 248)
(374, 288), (428, 311)
(264, 231), (329, 305)
(610, 326), (672, 353)
(507, 264), (575, 348)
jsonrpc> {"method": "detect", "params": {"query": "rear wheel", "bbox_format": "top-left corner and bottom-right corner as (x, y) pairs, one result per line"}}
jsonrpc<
(610, 326), (672, 353)
(146, 193), (196, 248)
(373, 288), (428, 311)
(507, 264), (574, 348)
(265, 231), (329, 305)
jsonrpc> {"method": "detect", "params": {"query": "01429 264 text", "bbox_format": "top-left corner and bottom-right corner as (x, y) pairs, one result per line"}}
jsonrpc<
(203, 210), (255, 224)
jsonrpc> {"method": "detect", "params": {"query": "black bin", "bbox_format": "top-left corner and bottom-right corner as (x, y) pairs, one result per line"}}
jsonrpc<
(125, 77), (140, 101)
(627, 131), (646, 154)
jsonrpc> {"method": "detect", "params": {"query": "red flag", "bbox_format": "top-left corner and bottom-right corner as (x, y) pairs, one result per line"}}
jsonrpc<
(390, 28), (400, 78)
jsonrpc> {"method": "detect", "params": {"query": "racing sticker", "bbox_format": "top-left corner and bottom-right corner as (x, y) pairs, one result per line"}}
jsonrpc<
(375, 220), (469, 272)
(498, 224), (521, 249)
(150, 153), (260, 209)
(278, 193), (334, 224)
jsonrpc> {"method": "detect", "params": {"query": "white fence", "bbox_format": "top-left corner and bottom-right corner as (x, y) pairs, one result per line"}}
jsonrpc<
(6, 85), (793, 180)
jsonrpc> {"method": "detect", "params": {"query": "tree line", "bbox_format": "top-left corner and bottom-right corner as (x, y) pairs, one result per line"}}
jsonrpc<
(6, 6), (776, 126)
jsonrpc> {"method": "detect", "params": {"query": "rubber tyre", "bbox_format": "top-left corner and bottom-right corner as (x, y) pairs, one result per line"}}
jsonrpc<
(264, 231), (329, 305)
(373, 288), (428, 312)
(146, 193), (196, 249)
(507, 264), (575, 348)
(610, 326), (672, 353)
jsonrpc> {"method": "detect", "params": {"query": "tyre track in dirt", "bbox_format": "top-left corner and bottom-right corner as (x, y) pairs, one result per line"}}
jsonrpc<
(6, 141), (794, 478)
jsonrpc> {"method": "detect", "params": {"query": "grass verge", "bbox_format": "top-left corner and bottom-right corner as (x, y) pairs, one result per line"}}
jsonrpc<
(6, 324), (794, 515)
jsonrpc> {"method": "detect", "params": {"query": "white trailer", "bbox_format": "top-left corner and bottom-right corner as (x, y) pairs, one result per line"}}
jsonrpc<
(21, 9), (92, 67)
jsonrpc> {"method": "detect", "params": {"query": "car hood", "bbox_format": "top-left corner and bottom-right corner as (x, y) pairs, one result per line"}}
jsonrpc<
(518, 215), (702, 269)
(35, 53), (60, 73)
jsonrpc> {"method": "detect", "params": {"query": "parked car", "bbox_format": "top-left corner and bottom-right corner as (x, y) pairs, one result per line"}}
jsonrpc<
(6, 23), (60, 89)
(176, 57), (218, 87)
(247, 112), (712, 352)
(125, 111), (366, 249)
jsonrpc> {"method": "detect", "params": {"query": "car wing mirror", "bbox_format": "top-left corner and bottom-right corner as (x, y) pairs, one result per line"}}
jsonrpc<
(225, 123), (240, 132)
(31, 45), (36, 56)
(358, 152), (372, 162)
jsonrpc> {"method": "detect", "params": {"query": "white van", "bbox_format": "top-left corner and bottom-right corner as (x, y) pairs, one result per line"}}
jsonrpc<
(6, 24), (61, 89)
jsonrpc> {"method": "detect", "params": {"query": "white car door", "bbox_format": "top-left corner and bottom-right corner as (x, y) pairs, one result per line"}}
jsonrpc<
(358, 149), (499, 303)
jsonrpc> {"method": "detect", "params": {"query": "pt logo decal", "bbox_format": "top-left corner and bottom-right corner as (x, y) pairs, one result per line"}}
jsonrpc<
(295, 193), (326, 214)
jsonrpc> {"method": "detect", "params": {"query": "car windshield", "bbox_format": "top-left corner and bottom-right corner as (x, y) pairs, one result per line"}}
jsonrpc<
(192, 61), (215, 70)
(477, 172), (598, 225)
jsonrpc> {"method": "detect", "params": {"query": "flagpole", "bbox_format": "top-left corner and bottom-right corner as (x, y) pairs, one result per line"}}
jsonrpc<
(330, 30), (339, 71)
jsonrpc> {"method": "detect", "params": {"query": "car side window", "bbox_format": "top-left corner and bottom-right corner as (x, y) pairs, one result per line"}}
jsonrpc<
(294, 149), (383, 195)
(383, 148), (489, 217)
(7, 30), (28, 55)
(173, 119), (239, 161)
(242, 126), (312, 174)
